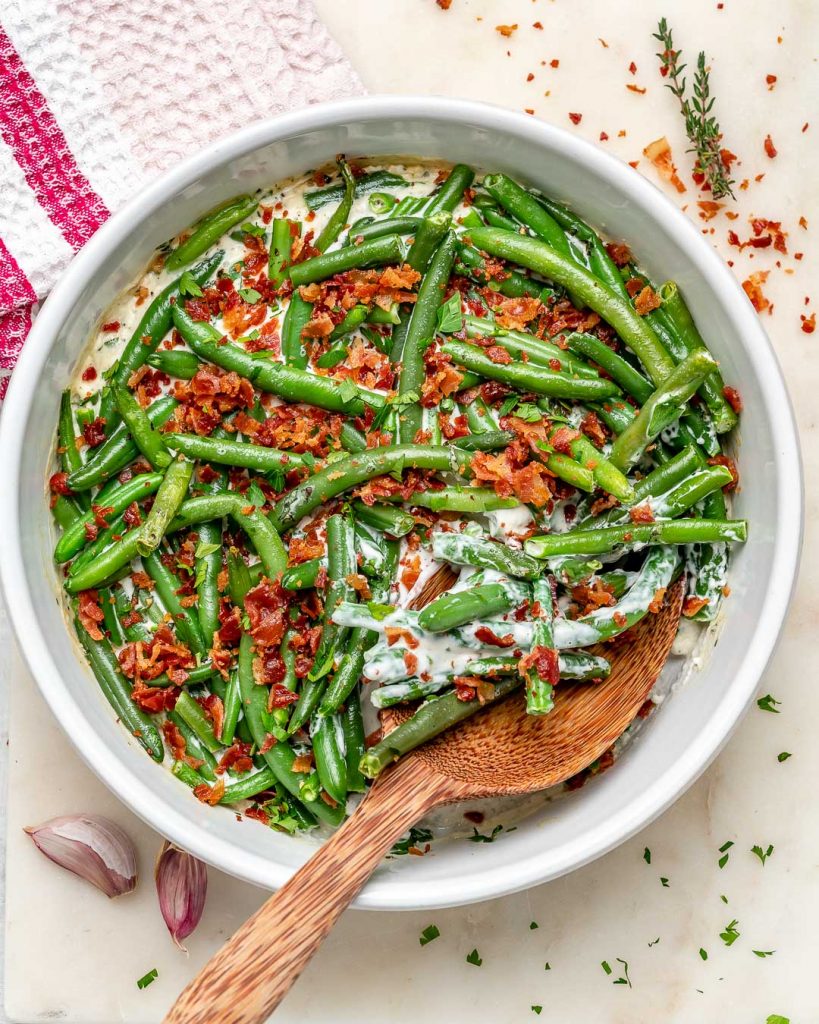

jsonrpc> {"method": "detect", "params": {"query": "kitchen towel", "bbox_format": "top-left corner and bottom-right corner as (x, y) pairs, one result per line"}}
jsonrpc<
(0, 0), (364, 397)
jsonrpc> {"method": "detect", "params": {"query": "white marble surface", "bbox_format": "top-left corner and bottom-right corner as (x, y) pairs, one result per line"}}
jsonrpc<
(4, 0), (817, 1020)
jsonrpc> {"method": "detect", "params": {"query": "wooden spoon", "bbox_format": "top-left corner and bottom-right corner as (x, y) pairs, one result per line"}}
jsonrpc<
(165, 573), (683, 1024)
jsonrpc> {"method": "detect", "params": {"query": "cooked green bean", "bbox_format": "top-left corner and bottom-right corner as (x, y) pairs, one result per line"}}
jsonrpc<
(165, 196), (258, 271)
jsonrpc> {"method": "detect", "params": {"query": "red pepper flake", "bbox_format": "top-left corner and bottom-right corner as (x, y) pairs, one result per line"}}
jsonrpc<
(697, 200), (724, 222)
(742, 270), (772, 315)
(568, 112), (582, 125)
(599, 131), (609, 142)
(628, 61), (637, 75)
(598, 38), (609, 48)
(802, 123), (809, 133)
(495, 23), (518, 37)
(526, 72), (535, 82)
(82, 417), (107, 448)
(763, 134), (778, 159)
(533, 21), (543, 30)
(81, 366), (97, 382)
(524, 108), (535, 116)
(801, 312), (816, 334)
(101, 320), (120, 332)
(765, 74), (777, 89)
(436, 0), (452, 8)
(549, 58), (559, 68)
(799, 216), (808, 230)
(643, 137), (686, 194)
(626, 84), (647, 95)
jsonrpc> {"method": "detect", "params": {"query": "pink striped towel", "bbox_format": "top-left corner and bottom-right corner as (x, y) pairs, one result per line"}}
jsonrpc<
(0, 0), (363, 397)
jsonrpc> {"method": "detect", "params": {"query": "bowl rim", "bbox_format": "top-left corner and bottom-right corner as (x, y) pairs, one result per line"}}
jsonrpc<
(0, 95), (803, 911)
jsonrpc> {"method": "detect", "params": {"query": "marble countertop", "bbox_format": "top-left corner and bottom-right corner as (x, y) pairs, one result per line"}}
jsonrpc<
(4, 1), (817, 1020)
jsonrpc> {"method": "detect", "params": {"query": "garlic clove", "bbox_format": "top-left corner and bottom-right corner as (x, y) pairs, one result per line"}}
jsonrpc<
(155, 840), (208, 950)
(24, 814), (137, 898)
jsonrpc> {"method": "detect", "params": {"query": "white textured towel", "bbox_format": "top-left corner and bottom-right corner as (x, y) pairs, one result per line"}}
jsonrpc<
(0, 0), (363, 395)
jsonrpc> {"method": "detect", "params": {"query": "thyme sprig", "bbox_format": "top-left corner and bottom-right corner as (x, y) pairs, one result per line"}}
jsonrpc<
(654, 18), (735, 200)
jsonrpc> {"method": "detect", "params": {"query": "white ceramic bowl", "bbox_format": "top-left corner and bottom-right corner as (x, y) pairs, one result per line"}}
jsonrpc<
(0, 97), (802, 910)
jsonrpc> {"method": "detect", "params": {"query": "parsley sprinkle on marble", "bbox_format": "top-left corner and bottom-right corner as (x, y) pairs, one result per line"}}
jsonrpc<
(757, 694), (782, 713)
(466, 949), (483, 967)
(137, 968), (158, 990)
(751, 843), (774, 866)
(419, 924), (440, 946)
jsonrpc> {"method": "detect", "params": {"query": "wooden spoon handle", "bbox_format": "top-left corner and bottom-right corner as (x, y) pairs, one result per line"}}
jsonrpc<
(164, 758), (445, 1024)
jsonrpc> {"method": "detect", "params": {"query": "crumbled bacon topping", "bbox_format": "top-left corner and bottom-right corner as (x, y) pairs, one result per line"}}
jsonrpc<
(77, 589), (105, 641)
(118, 625), (196, 685)
(518, 645), (560, 685)
(643, 137), (687, 193)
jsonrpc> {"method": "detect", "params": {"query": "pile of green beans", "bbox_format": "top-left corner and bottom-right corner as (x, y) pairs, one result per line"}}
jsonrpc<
(51, 158), (746, 825)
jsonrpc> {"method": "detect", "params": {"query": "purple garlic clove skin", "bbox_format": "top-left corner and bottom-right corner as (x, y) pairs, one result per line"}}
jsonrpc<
(24, 814), (138, 898)
(155, 840), (208, 950)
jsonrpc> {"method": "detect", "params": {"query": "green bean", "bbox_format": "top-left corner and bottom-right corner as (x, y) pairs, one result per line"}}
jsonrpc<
(220, 669), (242, 747)
(442, 341), (620, 401)
(269, 218), (295, 286)
(658, 281), (738, 433)
(52, 494), (83, 530)
(112, 386), (171, 470)
(397, 486), (518, 514)
(217, 766), (279, 805)
(172, 307), (382, 416)
(426, 163), (474, 214)
(195, 520), (222, 648)
(398, 230), (459, 442)
(350, 499), (415, 538)
(113, 252), (222, 387)
(341, 694), (367, 793)
(174, 689), (222, 752)
(67, 396), (178, 494)
(75, 613), (164, 762)
(165, 195), (258, 271)
(167, 712), (219, 780)
(609, 350), (718, 471)
(98, 587), (126, 647)
(289, 235), (404, 287)
(462, 396), (500, 434)
(327, 304), (369, 344)
(431, 531), (543, 580)
(305, 170), (408, 211)
(525, 518), (747, 558)
(226, 502), (287, 579)
(237, 633), (344, 825)
(58, 391), (90, 509)
(147, 349), (202, 379)
(281, 290), (313, 369)
(555, 429), (634, 502)
(456, 243), (545, 299)
(544, 450), (596, 492)
(137, 457), (193, 558)
(564, 333), (653, 403)
(315, 157), (355, 253)
(142, 550), (208, 656)
(418, 582), (523, 633)
(310, 714), (347, 804)
(281, 558), (324, 590)
(524, 576), (557, 715)
(143, 662), (216, 688)
(55, 472), (162, 563)
(368, 191), (397, 214)
(164, 432), (306, 473)
(467, 228), (675, 386)
(171, 760), (207, 790)
(350, 216), (422, 244)
(360, 674), (522, 779)
(406, 210), (451, 274)
(269, 444), (463, 533)
(463, 316), (599, 378)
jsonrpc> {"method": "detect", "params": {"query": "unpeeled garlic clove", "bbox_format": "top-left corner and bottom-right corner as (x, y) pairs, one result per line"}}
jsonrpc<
(155, 840), (207, 950)
(24, 814), (137, 898)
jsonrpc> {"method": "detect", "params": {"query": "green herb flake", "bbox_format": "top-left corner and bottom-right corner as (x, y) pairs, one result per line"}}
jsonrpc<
(367, 601), (395, 621)
(436, 293), (464, 334)
(601, 961), (612, 976)
(612, 958), (631, 987)
(544, 962), (551, 970)
(766, 1015), (790, 1023)
(240, 221), (265, 238)
(777, 751), (792, 762)
(178, 272), (203, 298)
(466, 948), (483, 967)
(720, 894), (728, 904)
(499, 395), (519, 418)
(195, 540), (221, 560)
(530, 921), (539, 930)
(643, 847), (651, 864)
(468, 824), (505, 843)
(751, 843), (774, 866)
(660, 876), (670, 887)
(648, 937), (660, 947)
(238, 287), (263, 304)
(718, 840), (734, 869)
(757, 694), (781, 713)
(719, 919), (740, 947)
(390, 827), (433, 857)
(136, 968), (158, 990)
(419, 924), (440, 946)
(514, 402), (543, 423)
(531, 1006), (543, 1015)
(699, 948), (708, 961)
(753, 949), (775, 958)
(245, 482), (267, 511)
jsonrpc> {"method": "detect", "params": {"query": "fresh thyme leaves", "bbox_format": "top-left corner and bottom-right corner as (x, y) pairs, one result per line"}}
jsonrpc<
(718, 840), (734, 869)
(136, 968), (158, 990)
(390, 826), (433, 856)
(643, 846), (651, 864)
(751, 843), (775, 866)
(466, 948), (483, 967)
(754, 949), (776, 958)
(699, 948), (708, 961)
(757, 694), (782, 713)
(653, 18), (735, 199)
(719, 919), (740, 947)
(419, 924), (440, 946)
(178, 271), (203, 298)
(777, 751), (792, 762)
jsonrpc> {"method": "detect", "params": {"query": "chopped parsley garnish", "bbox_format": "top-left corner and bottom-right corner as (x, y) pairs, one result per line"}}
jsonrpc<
(719, 919), (740, 947)
(720, 894), (728, 904)
(757, 694), (781, 713)
(699, 948), (708, 961)
(367, 601), (395, 621)
(530, 921), (539, 930)
(648, 937), (660, 947)
(753, 949), (775, 958)
(137, 968), (158, 990)
(337, 378), (359, 404)
(531, 1006), (543, 1015)
(466, 948), (483, 967)
(195, 539), (221, 560)
(419, 924), (440, 946)
(238, 287), (263, 304)
(718, 840), (734, 869)
(612, 958), (631, 987)
(499, 395), (519, 417)
(544, 962), (551, 970)
(643, 847), (651, 864)
(660, 876), (670, 887)
(390, 827), (433, 856)
(766, 1015), (789, 1023)
(468, 824), (505, 843)
(601, 961), (612, 975)
(240, 221), (266, 237)
(436, 293), (463, 334)
(178, 271), (203, 298)
(751, 843), (774, 866)
(777, 751), (792, 762)
(513, 402), (543, 423)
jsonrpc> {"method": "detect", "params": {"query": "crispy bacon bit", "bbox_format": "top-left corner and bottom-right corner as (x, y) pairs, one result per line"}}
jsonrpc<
(122, 502), (142, 527)
(162, 721), (187, 761)
(346, 573), (372, 600)
(629, 503), (654, 524)
(403, 651), (418, 676)
(118, 624), (195, 684)
(763, 134), (777, 159)
(729, 218), (788, 254)
(722, 385), (743, 414)
(580, 410), (608, 447)
(568, 112), (582, 125)
(49, 471), (72, 496)
(802, 312), (817, 334)
(82, 417), (107, 448)
(570, 578), (615, 615)
(81, 365), (97, 382)
(707, 454), (739, 491)
(385, 626), (419, 648)
(519, 645), (560, 685)
(612, 611), (628, 628)
(648, 587), (667, 614)
(217, 741), (254, 775)
(130, 679), (179, 713)
(682, 595), (709, 618)
(301, 312), (335, 339)
(550, 425), (580, 454)
(78, 589), (105, 641)
(643, 137), (687, 193)
(471, 441), (554, 508)
(245, 579), (289, 647)
(634, 286), (662, 316)
(421, 347), (464, 407)
(292, 752), (314, 774)
(200, 693), (225, 741)
(453, 679), (478, 702)
(171, 365), (255, 435)
(742, 271), (771, 314)
(485, 345), (513, 364)
(493, 295), (542, 330)
(495, 23), (518, 36)
(474, 626), (516, 648)
(605, 242), (632, 267)
(193, 777), (226, 806)
(401, 553), (422, 590)
(102, 320), (120, 332)
(268, 684), (299, 709)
